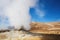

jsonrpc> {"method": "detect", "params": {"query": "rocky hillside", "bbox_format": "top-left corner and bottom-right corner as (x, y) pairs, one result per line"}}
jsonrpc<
(29, 22), (60, 34)
(0, 22), (60, 40)
(30, 22), (60, 30)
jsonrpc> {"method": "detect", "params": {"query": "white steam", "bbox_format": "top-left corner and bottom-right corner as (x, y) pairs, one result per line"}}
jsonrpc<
(0, 0), (38, 30)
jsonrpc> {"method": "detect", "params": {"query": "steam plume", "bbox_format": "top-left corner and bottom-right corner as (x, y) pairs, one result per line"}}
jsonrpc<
(1, 0), (38, 30)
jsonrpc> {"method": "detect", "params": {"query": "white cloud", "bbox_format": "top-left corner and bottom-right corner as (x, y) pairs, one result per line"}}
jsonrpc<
(35, 8), (45, 18)
(35, 3), (45, 18)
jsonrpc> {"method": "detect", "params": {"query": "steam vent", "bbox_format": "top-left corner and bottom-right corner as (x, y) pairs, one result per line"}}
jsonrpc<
(0, 22), (60, 40)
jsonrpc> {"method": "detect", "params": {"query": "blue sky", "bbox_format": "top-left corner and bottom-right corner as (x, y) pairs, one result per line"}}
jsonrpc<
(30, 0), (60, 22)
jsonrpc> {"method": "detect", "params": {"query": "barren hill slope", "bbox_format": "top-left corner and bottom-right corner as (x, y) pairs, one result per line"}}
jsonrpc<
(0, 22), (60, 40)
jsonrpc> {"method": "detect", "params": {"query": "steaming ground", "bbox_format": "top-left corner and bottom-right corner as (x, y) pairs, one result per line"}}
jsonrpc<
(0, 0), (39, 30)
